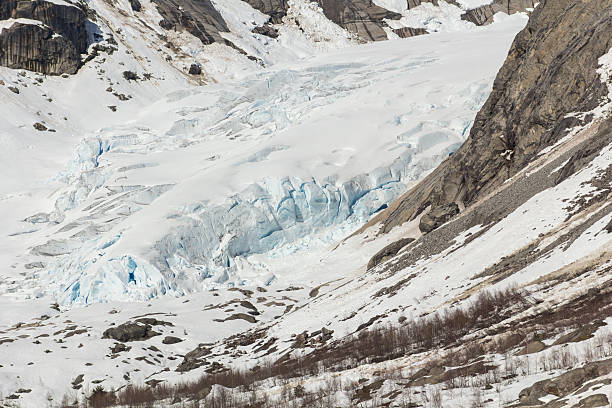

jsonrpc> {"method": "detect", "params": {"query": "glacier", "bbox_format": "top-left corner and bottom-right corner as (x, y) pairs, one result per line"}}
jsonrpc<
(0, 17), (528, 304)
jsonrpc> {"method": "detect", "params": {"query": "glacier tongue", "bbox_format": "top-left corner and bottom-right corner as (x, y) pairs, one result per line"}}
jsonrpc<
(8, 18), (527, 304)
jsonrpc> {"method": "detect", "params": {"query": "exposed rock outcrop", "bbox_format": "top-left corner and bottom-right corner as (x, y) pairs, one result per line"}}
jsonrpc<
(368, 0), (612, 235)
(418, 202), (459, 233)
(461, 0), (536, 26)
(241, 0), (289, 24)
(152, 0), (229, 45)
(0, 0), (88, 74)
(393, 27), (428, 38)
(367, 237), (415, 269)
(313, 0), (402, 41)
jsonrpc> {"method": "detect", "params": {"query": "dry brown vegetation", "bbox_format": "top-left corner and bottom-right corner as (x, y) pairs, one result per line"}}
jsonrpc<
(61, 285), (612, 408)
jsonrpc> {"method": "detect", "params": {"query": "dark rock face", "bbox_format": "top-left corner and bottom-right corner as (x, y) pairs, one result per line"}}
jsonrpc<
(367, 237), (415, 269)
(253, 24), (279, 38)
(461, 0), (536, 26)
(313, 0), (402, 41)
(0, 0), (88, 74)
(370, 0), (612, 234)
(241, 0), (289, 24)
(393, 26), (428, 38)
(418, 203), (459, 233)
(152, 0), (229, 45)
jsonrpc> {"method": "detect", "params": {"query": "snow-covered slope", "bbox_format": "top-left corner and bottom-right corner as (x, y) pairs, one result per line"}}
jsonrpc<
(1, 0), (610, 406)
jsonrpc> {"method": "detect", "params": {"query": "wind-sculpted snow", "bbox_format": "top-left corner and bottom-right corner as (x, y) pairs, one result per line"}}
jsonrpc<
(0, 18), (527, 304)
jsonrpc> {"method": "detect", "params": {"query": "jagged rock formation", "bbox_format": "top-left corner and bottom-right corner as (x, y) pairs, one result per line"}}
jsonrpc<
(242, 0), (401, 41)
(367, 0), (612, 235)
(313, 0), (402, 41)
(461, 0), (535, 26)
(393, 26), (428, 38)
(0, 0), (88, 74)
(152, 0), (229, 45)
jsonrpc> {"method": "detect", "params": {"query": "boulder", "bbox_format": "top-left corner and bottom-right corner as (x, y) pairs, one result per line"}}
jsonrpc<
(102, 322), (160, 342)
(188, 63), (201, 75)
(162, 336), (183, 344)
(419, 203), (459, 233)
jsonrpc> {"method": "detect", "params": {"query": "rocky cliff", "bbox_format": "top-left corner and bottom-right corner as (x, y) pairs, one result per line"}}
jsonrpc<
(0, 0), (88, 74)
(152, 0), (229, 45)
(461, 0), (535, 26)
(367, 0), (612, 234)
(313, 0), (401, 41)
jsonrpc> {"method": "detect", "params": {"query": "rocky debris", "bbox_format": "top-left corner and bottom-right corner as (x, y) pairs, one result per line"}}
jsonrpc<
(188, 63), (201, 75)
(419, 202), (459, 233)
(368, 237), (415, 269)
(0, 0), (89, 74)
(122, 70), (139, 81)
(162, 336), (183, 344)
(110, 343), (131, 354)
(393, 27), (428, 38)
(515, 340), (546, 355)
(518, 359), (612, 405)
(7, 85), (19, 94)
(102, 321), (160, 342)
(176, 344), (211, 372)
(153, 0), (229, 45)
(129, 0), (142, 12)
(461, 0), (535, 26)
(253, 24), (279, 38)
(33, 122), (47, 131)
(312, 0), (402, 41)
(369, 0), (612, 236)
